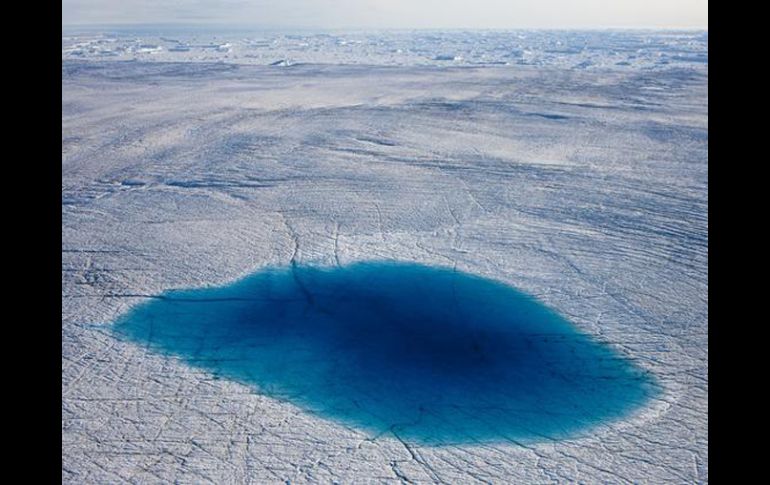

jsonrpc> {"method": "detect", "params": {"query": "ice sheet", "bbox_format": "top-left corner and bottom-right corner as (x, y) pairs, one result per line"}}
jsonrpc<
(62, 35), (707, 483)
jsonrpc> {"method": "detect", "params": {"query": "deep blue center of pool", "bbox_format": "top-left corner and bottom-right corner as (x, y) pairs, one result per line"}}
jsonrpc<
(113, 261), (657, 445)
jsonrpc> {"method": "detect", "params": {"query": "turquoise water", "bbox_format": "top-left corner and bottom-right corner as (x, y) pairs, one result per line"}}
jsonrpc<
(113, 261), (658, 445)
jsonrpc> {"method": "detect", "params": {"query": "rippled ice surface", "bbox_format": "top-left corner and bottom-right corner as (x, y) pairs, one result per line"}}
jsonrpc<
(62, 32), (707, 483)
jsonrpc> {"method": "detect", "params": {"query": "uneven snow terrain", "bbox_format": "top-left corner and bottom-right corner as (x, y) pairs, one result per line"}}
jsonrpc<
(62, 30), (707, 483)
(62, 28), (708, 70)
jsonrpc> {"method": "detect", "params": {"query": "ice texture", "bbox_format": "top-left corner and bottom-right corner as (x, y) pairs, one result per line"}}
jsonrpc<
(62, 28), (708, 70)
(62, 31), (707, 484)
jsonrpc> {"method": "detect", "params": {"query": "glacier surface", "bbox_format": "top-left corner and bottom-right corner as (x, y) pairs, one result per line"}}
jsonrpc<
(62, 29), (707, 483)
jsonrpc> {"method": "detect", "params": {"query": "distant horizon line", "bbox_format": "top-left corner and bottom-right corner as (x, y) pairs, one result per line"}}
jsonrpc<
(62, 23), (709, 33)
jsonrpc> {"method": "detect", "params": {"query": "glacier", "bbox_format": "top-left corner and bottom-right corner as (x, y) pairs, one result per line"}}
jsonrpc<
(62, 29), (707, 483)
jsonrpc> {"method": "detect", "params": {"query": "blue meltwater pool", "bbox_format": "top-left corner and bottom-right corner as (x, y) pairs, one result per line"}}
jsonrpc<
(113, 261), (658, 445)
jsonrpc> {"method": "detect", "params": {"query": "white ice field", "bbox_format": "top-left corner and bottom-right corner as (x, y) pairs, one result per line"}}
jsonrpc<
(62, 29), (707, 483)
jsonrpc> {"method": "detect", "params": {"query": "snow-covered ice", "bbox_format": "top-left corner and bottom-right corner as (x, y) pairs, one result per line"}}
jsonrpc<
(62, 28), (708, 70)
(62, 29), (707, 483)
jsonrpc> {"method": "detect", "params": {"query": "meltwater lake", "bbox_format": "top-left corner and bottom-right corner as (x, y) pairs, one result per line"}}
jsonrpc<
(113, 261), (658, 445)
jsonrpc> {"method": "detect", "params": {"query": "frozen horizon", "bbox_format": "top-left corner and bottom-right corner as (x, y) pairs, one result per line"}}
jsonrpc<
(62, 28), (708, 70)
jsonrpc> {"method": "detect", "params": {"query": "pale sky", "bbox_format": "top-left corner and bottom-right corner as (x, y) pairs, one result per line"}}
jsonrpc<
(62, 0), (708, 29)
